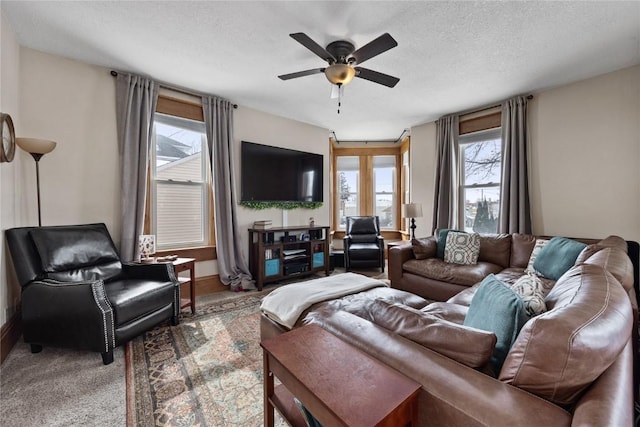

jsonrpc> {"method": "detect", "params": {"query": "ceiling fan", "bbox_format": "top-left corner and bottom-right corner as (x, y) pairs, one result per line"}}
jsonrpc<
(278, 32), (400, 91)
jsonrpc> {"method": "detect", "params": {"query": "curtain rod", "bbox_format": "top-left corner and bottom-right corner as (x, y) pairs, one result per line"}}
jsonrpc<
(110, 70), (238, 109)
(332, 128), (409, 145)
(457, 94), (534, 117)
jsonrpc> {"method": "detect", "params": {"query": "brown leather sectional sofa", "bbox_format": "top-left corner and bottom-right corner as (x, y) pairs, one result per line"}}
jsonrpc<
(261, 234), (637, 426)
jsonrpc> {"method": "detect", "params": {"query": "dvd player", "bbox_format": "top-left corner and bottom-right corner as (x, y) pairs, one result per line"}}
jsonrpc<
(284, 262), (309, 275)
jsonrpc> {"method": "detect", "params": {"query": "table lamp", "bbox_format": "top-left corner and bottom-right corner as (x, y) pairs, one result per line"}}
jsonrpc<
(16, 137), (57, 227)
(403, 203), (423, 240)
(138, 234), (156, 261)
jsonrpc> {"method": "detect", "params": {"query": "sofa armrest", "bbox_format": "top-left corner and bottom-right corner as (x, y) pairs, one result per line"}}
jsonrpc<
(388, 242), (418, 285)
(21, 279), (115, 354)
(310, 311), (573, 427)
(571, 339), (634, 427)
(122, 262), (179, 284)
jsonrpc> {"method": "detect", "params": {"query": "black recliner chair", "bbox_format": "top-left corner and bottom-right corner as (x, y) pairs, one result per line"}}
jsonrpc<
(343, 216), (385, 272)
(5, 223), (180, 365)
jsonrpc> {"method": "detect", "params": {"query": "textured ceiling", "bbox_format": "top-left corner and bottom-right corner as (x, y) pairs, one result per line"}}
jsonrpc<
(3, 1), (639, 141)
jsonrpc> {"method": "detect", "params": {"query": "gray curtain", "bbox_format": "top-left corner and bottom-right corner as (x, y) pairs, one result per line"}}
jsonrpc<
(499, 95), (532, 233)
(115, 73), (158, 261)
(432, 114), (460, 233)
(202, 96), (255, 291)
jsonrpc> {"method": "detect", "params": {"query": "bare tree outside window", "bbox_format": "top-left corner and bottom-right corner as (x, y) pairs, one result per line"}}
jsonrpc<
(459, 128), (502, 233)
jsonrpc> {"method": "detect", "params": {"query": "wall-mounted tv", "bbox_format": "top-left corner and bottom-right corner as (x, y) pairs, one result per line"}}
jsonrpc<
(241, 141), (323, 203)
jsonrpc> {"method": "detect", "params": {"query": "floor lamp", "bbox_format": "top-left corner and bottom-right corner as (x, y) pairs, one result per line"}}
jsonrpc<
(16, 138), (57, 227)
(402, 202), (423, 240)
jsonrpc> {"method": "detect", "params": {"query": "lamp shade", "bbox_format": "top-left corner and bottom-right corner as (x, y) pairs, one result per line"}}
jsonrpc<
(403, 202), (423, 218)
(16, 138), (57, 154)
(324, 64), (356, 85)
(138, 235), (156, 258)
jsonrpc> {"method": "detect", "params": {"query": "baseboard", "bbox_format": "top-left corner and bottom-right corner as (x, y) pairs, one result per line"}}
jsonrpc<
(1, 308), (22, 365)
(179, 274), (227, 297)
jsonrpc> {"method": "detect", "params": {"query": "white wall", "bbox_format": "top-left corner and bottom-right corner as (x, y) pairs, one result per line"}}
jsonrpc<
(407, 123), (437, 238)
(19, 48), (121, 234)
(0, 10), (23, 325)
(529, 65), (640, 241)
(410, 64), (640, 242)
(234, 106), (330, 257)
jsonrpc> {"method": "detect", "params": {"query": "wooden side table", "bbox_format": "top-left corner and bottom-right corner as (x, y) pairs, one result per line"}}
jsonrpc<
(172, 258), (196, 314)
(261, 324), (420, 427)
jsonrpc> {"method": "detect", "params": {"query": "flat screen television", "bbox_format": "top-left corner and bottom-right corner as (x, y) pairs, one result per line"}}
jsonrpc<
(241, 141), (323, 203)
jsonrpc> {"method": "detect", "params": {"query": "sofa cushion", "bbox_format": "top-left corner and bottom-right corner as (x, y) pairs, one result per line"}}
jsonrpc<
(524, 239), (549, 275)
(478, 234), (512, 268)
(500, 264), (633, 405)
(347, 243), (380, 259)
(597, 235), (629, 252)
(510, 233), (537, 268)
(421, 301), (468, 324)
(583, 247), (634, 292)
(105, 278), (175, 325)
(368, 299), (496, 368)
(444, 232), (480, 265)
(29, 225), (122, 282)
(510, 274), (546, 316)
(403, 258), (503, 287)
(446, 283), (479, 306)
(574, 243), (602, 265)
(411, 237), (437, 260)
(533, 237), (587, 280)
(348, 217), (379, 234)
(349, 234), (377, 244)
(464, 275), (529, 374)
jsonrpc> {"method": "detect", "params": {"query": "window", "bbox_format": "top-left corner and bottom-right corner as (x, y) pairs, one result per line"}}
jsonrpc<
(151, 113), (209, 250)
(373, 156), (396, 228)
(332, 145), (405, 232)
(458, 128), (501, 233)
(400, 146), (410, 233)
(336, 156), (359, 228)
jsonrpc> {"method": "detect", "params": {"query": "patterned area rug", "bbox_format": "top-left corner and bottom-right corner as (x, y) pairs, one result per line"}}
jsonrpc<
(126, 291), (286, 427)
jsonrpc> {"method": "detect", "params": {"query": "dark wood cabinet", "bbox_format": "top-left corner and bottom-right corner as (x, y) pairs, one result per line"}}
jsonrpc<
(248, 225), (330, 290)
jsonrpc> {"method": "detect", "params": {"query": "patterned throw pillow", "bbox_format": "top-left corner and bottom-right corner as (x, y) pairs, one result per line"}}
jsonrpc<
(524, 239), (549, 276)
(444, 231), (480, 265)
(511, 274), (547, 317)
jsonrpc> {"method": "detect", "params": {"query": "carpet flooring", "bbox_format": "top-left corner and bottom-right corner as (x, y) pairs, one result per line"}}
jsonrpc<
(1, 344), (126, 426)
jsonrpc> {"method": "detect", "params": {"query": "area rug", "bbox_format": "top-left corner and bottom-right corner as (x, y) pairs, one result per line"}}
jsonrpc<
(126, 290), (285, 427)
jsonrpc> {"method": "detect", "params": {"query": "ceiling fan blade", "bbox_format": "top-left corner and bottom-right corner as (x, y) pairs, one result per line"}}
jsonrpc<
(354, 67), (400, 88)
(351, 33), (398, 65)
(290, 33), (336, 62)
(278, 68), (325, 80)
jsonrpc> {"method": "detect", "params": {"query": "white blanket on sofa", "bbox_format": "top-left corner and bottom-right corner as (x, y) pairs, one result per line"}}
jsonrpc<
(260, 272), (387, 329)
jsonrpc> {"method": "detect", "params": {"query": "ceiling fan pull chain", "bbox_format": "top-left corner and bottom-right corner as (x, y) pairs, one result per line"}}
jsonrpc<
(337, 83), (342, 114)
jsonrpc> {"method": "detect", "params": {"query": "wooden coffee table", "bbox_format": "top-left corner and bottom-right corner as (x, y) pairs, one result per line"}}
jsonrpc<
(261, 324), (420, 427)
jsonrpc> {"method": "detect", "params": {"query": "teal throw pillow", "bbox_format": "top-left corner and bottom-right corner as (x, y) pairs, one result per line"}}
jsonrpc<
(533, 236), (588, 280)
(463, 275), (529, 374)
(437, 228), (462, 259)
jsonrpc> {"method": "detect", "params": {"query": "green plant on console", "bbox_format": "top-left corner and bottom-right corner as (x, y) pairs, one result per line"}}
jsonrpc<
(239, 201), (322, 210)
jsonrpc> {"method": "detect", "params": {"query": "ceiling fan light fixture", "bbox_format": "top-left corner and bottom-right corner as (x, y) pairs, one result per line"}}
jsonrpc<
(324, 64), (356, 86)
